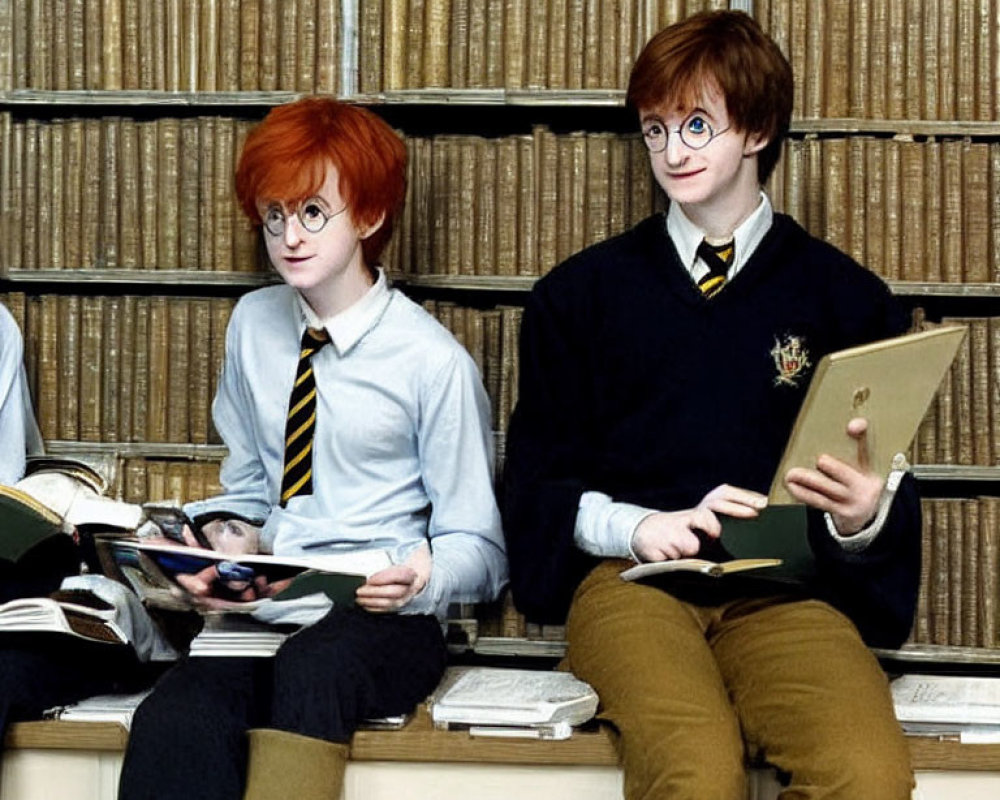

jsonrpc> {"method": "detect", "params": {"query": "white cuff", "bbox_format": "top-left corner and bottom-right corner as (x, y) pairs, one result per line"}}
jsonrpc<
(826, 460), (908, 553)
(575, 491), (657, 560)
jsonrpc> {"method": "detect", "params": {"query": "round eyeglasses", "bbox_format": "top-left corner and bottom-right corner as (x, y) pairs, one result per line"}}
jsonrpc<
(641, 112), (730, 153)
(262, 200), (346, 237)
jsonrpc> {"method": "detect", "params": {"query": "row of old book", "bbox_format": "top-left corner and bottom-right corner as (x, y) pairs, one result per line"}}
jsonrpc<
(2, 0), (344, 93)
(1, 292), (234, 445)
(911, 316), (1000, 468)
(358, 0), (727, 93)
(911, 496), (1000, 649)
(769, 135), (1000, 284)
(758, 0), (998, 122)
(0, 115), (261, 273)
(9, 114), (999, 285)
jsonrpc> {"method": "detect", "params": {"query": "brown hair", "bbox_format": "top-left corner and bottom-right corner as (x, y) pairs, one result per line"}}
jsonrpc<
(235, 97), (406, 267)
(627, 10), (793, 184)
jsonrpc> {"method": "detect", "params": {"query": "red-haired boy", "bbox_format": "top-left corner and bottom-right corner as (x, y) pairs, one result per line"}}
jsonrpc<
(119, 98), (507, 800)
(504, 11), (918, 799)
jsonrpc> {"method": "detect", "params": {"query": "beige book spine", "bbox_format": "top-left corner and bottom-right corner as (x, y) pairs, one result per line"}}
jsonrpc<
(862, 138), (885, 277)
(27, 0), (47, 87)
(466, 0), (486, 88)
(120, 0), (139, 89)
(848, 0), (870, 117)
(885, 0), (906, 118)
(232, 121), (259, 272)
(802, 135), (823, 237)
(990, 318), (1000, 464)
(902, 0), (922, 119)
(84, 0), (102, 88)
(277, 0), (297, 90)
(545, 0), (567, 89)
(473, 138), (497, 276)
(823, 0), (849, 117)
(927, 500), (949, 643)
(535, 126), (558, 274)
(948, 500), (964, 645)
(37, 294), (59, 439)
(0, 0), (12, 90)
(424, 0), (450, 87)
(146, 459), (167, 502)
(944, 315), (974, 464)
(940, 139), (964, 284)
(118, 296), (136, 442)
(899, 139), (925, 282)
(483, 309), (502, 430)
(457, 137), (477, 275)
(259, 0), (278, 91)
(961, 141), (990, 282)
(503, 0), (528, 90)
(780, 137), (803, 227)
(975, 0), (993, 119)
(315, 0), (339, 93)
(178, 118), (200, 271)
(101, 296), (122, 443)
(429, 137), (448, 274)
(494, 137), (518, 276)
(99, 118), (120, 269)
(36, 124), (52, 270)
(296, 0), (317, 92)
(616, 0), (635, 90)
(131, 297), (149, 442)
(218, 0), (242, 91)
(136, 0), (155, 89)
(935, 361), (955, 463)
(167, 299), (190, 443)
(146, 296), (169, 442)
(980, 497), (999, 646)
(138, 121), (159, 269)
(239, 0), (261, 92)
(213, 118), (235, 270)
(358, 2), (384, 94)
(80, 119), (102, 268)
(821, 137), (847, 253)
(464, 306), (485, 378)
(197, 117), (215, 270)
(163, 0), (182, 91)
(447, 0), (468, 88)
(955, 0), (975, 119)
(517, 135), (536, 275)
(188, 299), (212, 444)
(156, 118), (180, 270)
(880, 137), (902, 281)
(961, 499), (979, 646)
(21, 120), (37, 270)
(0, 112), (10, 271)
(57, 294), (81, 440)
(178, 0), (197, 91)
(993, 143), (1000, 282)
(581, 0), (600, 89)
(968, 318), (991, 465)
(411, 137), (432, 274)
(628, 135), (654, 227)
(564, 0), (584, 90)
(444, 137), (463, 275)
(498, 306), (521, 435)
(867, 0), (888, 120)
(199, 0), (219, 91)
(123, 458), (146, 504)
(484, 0), (504, 88)
(921, 0), (939, 118)
(584, 133), (611, 249)
(845, 137), (866, 265)
(913, 498), (933, 642)
(922, 140), (942, 281)
(937, 0), (955, 117)
(118, 120), (140, 268)
(608, 136), (628, 241)
(406, 0), (425, 89)
(169, 461), (193, 505)
(66, 0), (86, 89)
(383, 0), (408, 90)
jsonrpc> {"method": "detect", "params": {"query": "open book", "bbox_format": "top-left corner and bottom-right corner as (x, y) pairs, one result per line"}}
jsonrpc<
(621, 557), (782, 581)
(107, 539), (392, 611)
(0, 589), (129, 644)
(769, 325), (966, 505)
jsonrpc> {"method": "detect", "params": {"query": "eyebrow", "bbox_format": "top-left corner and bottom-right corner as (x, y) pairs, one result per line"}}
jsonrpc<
(640, 107), (714, 126)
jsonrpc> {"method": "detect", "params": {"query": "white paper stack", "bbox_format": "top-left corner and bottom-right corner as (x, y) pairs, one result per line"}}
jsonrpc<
(891, 673), (1000, 742)
(430, 667), (598, 740)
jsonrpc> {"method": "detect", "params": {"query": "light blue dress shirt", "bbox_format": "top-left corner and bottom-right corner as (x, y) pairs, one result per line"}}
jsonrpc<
(186, 271), (508, 620)
(0, 303), (43, 485)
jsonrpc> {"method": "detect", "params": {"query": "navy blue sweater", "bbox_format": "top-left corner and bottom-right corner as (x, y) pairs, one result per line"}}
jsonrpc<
(502, 212), (921, 648)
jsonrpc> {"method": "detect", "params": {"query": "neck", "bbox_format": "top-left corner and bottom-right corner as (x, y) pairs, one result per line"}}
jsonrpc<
(680, 165), (761, 243)
(301, 258), (375, 320)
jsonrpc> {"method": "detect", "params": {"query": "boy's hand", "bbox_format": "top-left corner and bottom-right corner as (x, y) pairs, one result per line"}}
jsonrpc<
(631, 484), (767, 562)
(783, 417), (883, 535)
(356, 543), (432, 613)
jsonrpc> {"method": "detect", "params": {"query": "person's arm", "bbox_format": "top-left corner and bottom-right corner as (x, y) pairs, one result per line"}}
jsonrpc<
(357, 349), (507, 618)
(0, 311), (37, 485)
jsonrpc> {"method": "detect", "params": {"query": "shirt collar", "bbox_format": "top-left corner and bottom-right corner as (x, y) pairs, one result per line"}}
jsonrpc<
(295, 268), (391, 355)
(666, 192), (773, 280)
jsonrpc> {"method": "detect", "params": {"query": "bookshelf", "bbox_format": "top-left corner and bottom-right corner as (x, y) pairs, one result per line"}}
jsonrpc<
(0, 0), (998, 652)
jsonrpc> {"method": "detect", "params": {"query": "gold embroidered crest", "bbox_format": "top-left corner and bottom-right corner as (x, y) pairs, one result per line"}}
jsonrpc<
(770, 334), (811, 387)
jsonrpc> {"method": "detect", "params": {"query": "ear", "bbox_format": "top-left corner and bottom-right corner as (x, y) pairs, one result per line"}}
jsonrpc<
(358, 211), (386, 240)
(743, 132), (769, 156)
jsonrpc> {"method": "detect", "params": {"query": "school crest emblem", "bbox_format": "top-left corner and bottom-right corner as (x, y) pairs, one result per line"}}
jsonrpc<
(770, 334), (811, 387)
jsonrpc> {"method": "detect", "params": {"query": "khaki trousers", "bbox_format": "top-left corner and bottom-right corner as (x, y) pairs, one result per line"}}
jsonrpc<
(565, 560), (914, 800)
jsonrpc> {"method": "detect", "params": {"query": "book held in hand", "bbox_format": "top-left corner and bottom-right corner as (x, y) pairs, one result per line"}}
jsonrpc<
(0, 590), (128, 645)
(621, 557), (782, 581)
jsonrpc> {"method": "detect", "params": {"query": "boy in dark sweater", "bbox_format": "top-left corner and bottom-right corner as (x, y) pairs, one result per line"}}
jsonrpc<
(503, 11), (919, 799)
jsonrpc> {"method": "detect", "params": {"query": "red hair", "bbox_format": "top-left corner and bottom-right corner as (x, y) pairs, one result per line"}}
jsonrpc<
(627, 10), (792, 185)
(235, 98), (406, 267)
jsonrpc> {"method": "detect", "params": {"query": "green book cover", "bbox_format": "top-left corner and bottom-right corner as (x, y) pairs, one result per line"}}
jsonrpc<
(0, 487), (65, 563)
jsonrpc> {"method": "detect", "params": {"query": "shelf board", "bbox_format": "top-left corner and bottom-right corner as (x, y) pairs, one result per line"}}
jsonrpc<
(1, 269), (277, 287)
(0, 89), (301, 107)
(390, 273), (536, 292)
(44, 440), (228, 460)
(911, 465), (1000, 482)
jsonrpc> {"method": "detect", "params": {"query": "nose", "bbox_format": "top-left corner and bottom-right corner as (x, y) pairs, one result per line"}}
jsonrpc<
(283, 215), (304, 248)
(663, 129), (687, 165)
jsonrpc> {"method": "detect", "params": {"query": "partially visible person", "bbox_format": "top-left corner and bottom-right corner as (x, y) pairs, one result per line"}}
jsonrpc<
(0, 302), (42, 486)
(118, 98), (507, 800)
(503, 11), (919, 800)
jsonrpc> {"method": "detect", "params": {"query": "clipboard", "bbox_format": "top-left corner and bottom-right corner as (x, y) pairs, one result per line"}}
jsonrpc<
(768, 325), (967, 505)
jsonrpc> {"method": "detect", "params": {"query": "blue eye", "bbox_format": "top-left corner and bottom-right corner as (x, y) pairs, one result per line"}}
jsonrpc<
(686, 116), (708, 135)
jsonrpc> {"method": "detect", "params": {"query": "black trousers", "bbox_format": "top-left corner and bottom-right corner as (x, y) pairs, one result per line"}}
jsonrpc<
(118, 606), (447, 800)
(0, 637), (153, 739)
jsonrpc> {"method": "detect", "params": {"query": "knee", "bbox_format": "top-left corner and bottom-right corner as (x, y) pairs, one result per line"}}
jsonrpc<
(787, 739), (913, 800)
(621, 735), (746, 800)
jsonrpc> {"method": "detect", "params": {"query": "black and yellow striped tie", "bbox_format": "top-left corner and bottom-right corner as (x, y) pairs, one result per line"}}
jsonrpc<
(279, 327), (330, 507)
(696, 239), (735, 299)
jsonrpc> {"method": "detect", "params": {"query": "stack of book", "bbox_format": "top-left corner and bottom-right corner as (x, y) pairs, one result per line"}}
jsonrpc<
(891, 673), (1000, 743)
